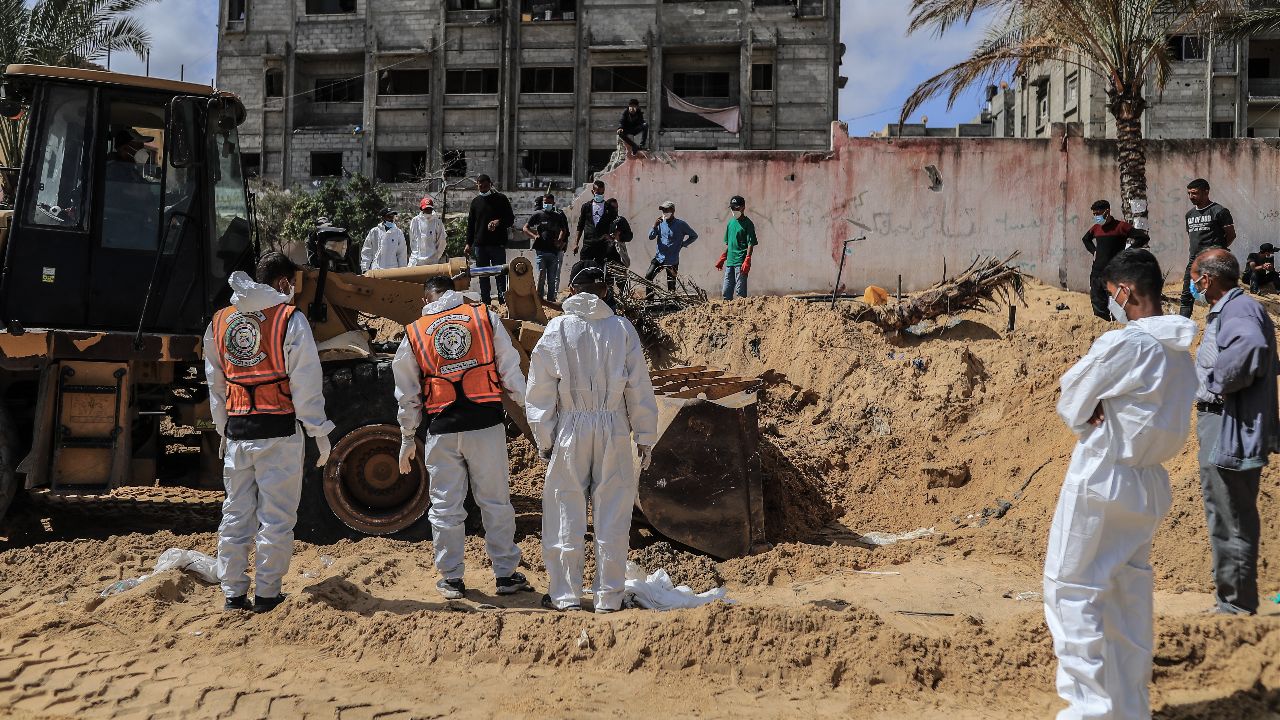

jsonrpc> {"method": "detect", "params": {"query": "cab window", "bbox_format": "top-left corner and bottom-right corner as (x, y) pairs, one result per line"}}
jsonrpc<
(101, 100), (165, 250)
(26, 85), (92, 230)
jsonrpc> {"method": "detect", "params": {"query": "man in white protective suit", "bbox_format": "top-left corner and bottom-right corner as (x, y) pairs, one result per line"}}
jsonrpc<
(204, 252), (334, 613)
(361, 207), (407, 272)
(409, 196), (447, 267)
(393, 275), (533, 600)
(1043, 248), (1198, 719)
(525, 261), (659, 613)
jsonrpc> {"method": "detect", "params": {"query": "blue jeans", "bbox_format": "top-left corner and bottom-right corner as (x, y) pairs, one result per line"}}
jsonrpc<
(473, 245), (507, 304)
(535, 250), (563, 301)
(722, 265), (747, 299)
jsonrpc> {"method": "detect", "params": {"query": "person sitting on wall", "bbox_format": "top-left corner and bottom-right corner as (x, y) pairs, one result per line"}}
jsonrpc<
(1245, 243), (1279, 295)
(617, 99), (648, 157)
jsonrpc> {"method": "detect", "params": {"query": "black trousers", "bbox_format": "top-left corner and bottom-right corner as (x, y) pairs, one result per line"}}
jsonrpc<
(1250, 270), (1279, 293)
(645, 260), (678, 293)
(1088, 267), (1111, 320)
(1197, 410), (1262, 614)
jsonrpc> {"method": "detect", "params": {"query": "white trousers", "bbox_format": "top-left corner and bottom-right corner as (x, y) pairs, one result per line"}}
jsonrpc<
(217, 432), (304, 599)
(542, 409), (637, 611)
(1043, 449), (1171, 720)
(423, 424), (521, 580)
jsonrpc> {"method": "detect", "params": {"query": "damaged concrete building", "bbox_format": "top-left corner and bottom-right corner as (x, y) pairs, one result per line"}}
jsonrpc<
(215, 0), (843, 190)
(985, 32), (1280, 140)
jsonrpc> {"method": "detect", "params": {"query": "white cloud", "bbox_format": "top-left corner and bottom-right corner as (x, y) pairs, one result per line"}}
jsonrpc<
(838, 1), (994, 135)
(108, 0), (218, 86)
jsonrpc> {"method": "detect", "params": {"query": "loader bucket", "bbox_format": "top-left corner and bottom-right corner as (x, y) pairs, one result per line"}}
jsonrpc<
(636, 367), (768, 560)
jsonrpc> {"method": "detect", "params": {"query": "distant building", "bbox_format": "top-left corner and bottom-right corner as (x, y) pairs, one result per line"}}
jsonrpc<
(216, 0), (845, 189)
(986, 32), (1280, 140)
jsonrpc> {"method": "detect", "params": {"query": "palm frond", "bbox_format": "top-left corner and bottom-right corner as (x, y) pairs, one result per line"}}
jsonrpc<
(1216, 4), (1280, 42)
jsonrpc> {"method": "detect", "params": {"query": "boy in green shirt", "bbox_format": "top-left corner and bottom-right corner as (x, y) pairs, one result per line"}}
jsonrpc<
(716, 195), (757, 299)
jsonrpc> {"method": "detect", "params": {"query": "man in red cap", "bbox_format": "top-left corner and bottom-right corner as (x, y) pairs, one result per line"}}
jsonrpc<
(410, 196), (447, 267)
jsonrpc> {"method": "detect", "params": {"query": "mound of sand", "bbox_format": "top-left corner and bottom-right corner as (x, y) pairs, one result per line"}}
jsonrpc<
(658, 282), (1280, 594)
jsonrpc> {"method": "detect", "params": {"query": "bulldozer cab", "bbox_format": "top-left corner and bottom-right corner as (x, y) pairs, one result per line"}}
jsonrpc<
(0, 65), (253, 335)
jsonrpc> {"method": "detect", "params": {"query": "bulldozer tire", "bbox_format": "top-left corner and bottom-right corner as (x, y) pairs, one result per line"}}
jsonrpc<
(0, 403), (20, 526)
(298, 357), (438, 543)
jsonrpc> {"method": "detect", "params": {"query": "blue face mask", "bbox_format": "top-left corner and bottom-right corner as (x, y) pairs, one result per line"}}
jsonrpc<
(383, 220), (394, 230)
(543, 203), (554, 211)
(594, 194), (605, 203)
(1190, 277), (1207, 305)
(1093, 214), (1106, 225)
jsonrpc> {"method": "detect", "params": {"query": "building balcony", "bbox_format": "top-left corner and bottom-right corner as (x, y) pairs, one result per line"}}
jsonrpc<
(296, 102), (364, 127)
(1248, 78), (1280, 98)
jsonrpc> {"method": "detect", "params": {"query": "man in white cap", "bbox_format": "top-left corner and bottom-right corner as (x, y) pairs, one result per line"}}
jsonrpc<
(409, 197), (448, 267)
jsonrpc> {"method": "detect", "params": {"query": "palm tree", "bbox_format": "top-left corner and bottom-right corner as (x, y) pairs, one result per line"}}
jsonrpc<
(0, 0), (156, 199)
(900, 0), (1234, 225)
(1217, 2), (1280, 39)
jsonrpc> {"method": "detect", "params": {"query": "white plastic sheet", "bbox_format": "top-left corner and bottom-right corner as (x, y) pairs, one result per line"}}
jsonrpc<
(623, 562), (731, 611)
(99, 548), (220, 597)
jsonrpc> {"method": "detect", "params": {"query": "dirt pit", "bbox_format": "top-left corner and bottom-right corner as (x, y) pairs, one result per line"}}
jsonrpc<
(3, 280), (1280, 719)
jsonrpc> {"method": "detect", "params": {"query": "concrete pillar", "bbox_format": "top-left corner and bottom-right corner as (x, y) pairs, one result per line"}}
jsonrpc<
(649, 28), (663, 152)
(572, 19), (587, 185)
(739, 24), (751, 150)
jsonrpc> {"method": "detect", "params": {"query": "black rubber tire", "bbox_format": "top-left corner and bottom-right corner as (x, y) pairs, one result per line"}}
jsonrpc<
(297, 356), (483, 544)
(0, 403), (19, 528)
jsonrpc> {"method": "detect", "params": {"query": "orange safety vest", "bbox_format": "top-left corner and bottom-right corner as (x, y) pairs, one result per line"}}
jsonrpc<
(212, 304), (296, 416)
(405, 302), (503, 414)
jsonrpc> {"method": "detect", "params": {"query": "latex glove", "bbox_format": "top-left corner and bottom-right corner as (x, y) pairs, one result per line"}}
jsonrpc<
(742, 254), (752, 276)
(715, 251), (727, 271)
(315, 434), (331, 468)
(637, 444), (653, 471)
(218, 435), (227, 460)
(398, 433), (416, 475)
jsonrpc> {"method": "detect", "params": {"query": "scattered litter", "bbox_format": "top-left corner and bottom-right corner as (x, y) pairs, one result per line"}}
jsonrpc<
(1055, 303), (1069, 311)
(857, 527), (936, 547)
(852, 570), (901, 576)
(319, 555), (335, 568)
(623, 562), (731, 611)
(577, 628), (590, 650)
(191, 630), (204, 636)
(99, 548), (219, 597)
(475, 603), (499, 611)
(1003, 591), (1042, 602)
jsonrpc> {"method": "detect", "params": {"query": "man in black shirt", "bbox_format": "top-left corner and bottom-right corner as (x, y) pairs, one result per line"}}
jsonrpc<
(523, 193), (568, 302)
(574, 179), (617, 265)
(465, 174), (516, 305)
(617, 99), (648, 156)
(1082, 199), (1137, 320)
(1180, 178), (1236, 317)
(1246, 243), (1279, 294)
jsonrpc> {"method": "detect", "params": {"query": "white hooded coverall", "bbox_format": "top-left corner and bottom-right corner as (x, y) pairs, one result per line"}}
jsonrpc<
(1044, 314), (1197, 720)
(203, 272), (335, 599)
(361, 223), (407, 272)
(392, 290), (528, 580)
(409, 212), (447, 267)
(525, 292), (659, 611)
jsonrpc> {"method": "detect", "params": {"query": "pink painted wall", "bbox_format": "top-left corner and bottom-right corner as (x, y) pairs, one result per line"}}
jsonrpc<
(577, 123), (1280, 296)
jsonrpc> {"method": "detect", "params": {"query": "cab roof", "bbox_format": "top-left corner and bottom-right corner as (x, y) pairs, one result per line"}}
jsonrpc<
(4, 64), (216, 97)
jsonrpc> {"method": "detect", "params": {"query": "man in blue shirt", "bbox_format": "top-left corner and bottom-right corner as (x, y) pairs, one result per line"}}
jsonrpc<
(645, 200), (697, 293)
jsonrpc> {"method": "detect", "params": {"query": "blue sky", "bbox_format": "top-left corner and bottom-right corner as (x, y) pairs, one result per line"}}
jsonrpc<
(125, 0), (987, 135)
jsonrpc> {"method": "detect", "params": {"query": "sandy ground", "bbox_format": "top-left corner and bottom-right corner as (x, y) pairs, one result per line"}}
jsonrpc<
(3, 280), (1280, 719)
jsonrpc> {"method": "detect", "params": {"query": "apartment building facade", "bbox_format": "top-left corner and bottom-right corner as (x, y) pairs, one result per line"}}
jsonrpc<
(985, 33), (1280, 141)
(215, 0), (842, 190)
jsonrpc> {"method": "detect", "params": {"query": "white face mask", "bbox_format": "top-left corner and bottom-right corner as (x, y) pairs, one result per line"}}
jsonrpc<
(280, 282), (295, 303)
(479, 189), (492, 197)
(1108, 286), (1130, 323)
(133, 149), (149, 164)
(662, 211), (674, 220)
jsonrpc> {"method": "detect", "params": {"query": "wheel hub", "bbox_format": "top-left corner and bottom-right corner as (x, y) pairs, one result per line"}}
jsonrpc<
(323, 425), (429, 535)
